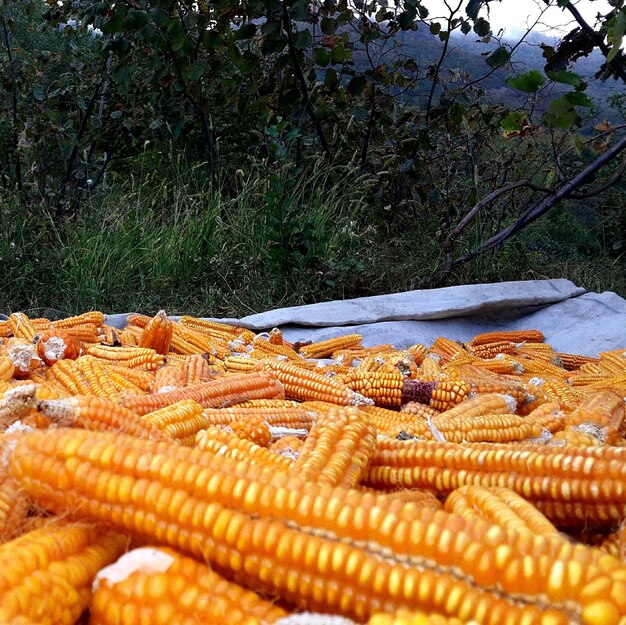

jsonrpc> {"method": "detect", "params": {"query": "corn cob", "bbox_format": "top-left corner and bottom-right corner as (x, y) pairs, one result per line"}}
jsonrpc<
(37, 395), (166, 439)
(0, 519), (127, 625)
(107, 370), (146, 395)
(61, 322), (101, 343)
(138, 310), (173, 355)
(75, 355), (120, 401)
(541, 380), (585, 411)
(434, 393), (517, 421)
(6, 338), (42, 379)
(445, 485), (562, 538)
(290, 406), (376, 488)
(225, 355), (261, 373)
(433, 413), (543, 444)
(118, 329), (139, 346)
(406, 343), (428, 364)
(402, 379), (470, 412)
(467, 341), (517, 359)
(55, 311), (105, 328)
(371, 487), (443, 510)
(152, 364), (184, 392)
(550, 427), (604, 447)
(598, 526), (626, 560)
(178, 316), (255, 343)
(565, 390), (624, 444)
(332, 345), (394, 365)
(269, 327), (284, 345)
(0, 471), (32, 542)
(7, 313), (38, 341)
(0, 356), (14, 381)
(9, 427), (626, 624)
(236, 399), (301, 408)
(196, 426), (295, 471)
(470, 330), (545, 346)
(430, 338), (468, 364)
(119, 372), (285, 415)
(90, 546), (289, 625)
(378, 353), (419, 378)
(258, 360), (373, 406)
(298, 334), (363, 359)
(99, 325), (120, 346)
(269, 435), (305, 459)
(182, 353), (217, 384)
(105, 364), (154, 392)
(0, 320), (11, 338)
(523, 402), (567, 434)
(399, 402), (441, 419)
(366, 438), (626, 524)
(85, 345), (164, 370)
(228, 414), (273, 447)
(252, 337), (302, 361)
(143, 399), (207, 445)
(509, 356), (569, 380)
(337, 370), (405, 408)
(0, 384), (38, 430)
(416, 355), (442, 381)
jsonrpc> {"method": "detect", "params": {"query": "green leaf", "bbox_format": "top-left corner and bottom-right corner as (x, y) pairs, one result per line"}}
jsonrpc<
(485, 46), (510, 69)
(314, 47), (331, 66)
(234, 23), (257, 40)
(294, 29), (312, 50)
(563, 91), (593, 107)
(506, 69), (545, 93)
(473, 17), (490, 36)
(325, 68), (339, 88)
(607, 9), (626, 63)
(347, 75), (366, 96)
(185, 62), (206, 81)
(398, 11), (416, 30)
(500, 111), (526, 132)
(466, 0), (486, 20)
(557, 0), (569, 7)
(321, 17), (336, 35)
(545, 96), (578, 128)
(330, 45), (352, 62)
(546, 69), (581, 86)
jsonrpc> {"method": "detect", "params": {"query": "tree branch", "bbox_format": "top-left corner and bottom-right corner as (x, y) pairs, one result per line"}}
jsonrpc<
(282, 1), (331, 159)
(452, 132), (626, 266)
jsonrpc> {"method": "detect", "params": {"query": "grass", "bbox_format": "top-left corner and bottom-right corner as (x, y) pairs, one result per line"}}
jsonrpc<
(2, 161), (625, 318)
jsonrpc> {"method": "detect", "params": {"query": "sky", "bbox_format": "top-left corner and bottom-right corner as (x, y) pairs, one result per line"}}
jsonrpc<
(424, 0), (614, 36)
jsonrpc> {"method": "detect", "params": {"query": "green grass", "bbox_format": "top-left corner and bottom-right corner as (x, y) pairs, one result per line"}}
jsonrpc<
(2, 164), (624, 318)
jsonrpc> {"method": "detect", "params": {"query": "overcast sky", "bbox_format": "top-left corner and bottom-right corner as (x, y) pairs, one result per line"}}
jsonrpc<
(425, 0), (614, 36)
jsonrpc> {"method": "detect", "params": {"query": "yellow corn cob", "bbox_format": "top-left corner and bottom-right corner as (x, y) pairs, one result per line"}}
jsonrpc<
(332, 345), (395, 365)
(0, 320), (11, 338)
(119, 372), (285, 415)
(0, 356), (14, 382)
(378, 353), (419, 378)
(225, 355), (260, 373)
(269, 435), (305, 459)
(251, 337), (302, 361)
(298, 334), (363, 359)
(433, 413), (543, 444)
(430, 337), (468, 364)
(106, 370), (146, 395)
(179, 316), (256, 343)
(523, 402), (567, 434)
(434, 393), (517, 421)
(54, 311), (105, 328)
(337, 370), (405, 407)
(75, 355), (120, 401)
(368, 611), (476, 625)
(417, 355), (443, 381)
(470, 329), (545, 346)
(357, 403), (436, 438)
(182, 353), (217, 384)
(367, 438), (626, 524)
(269, 327), (284, 345)
(541, 380), (584, 411)
(152, 364), (184, 392)
(0, 471), (31, 542)
(138, 310), (174, 354)
(565, 390), (625, 444)
(0, 520), (127, 625)
(90, 546), (289, 625)
(402, 379), (471, 412)
(468, 381), (536, 407)
(8, 313), (38, 341)
(399, 402), (441, 418)
(290, 406), (376, 488)
(37, 395), (166, 439)
(227, 414), (273, 447)
(467, 341), (517, 359)
(258, 360), (372, 406)
(99, 325), (120, 346)
(406, 343), (428, 364)
(61, 322), (101, 343)
(118, 329), (139, 346)
(105, 364), (154, 392)
(9, 427), (626, 624)
(143, 399), (207, 444)
(50, 359), (93, 395)
(445, 485), (562, 539)
(509, 356), (568, 379)
(85, 345), (165, 370)
(196, 426), (295, 472)
(203, 405), (316, 430)
(235, 399), (301, 408)
(0, 384), (38, 429)
(371, 486), (443, 510)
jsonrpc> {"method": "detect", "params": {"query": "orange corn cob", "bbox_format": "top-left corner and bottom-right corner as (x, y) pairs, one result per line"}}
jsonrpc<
(61, 322), (101, 343)
(118, 329), (139, 346)
(0, 384), (38, 429)
(332, 345), (395, 364)
(7, 313), (38, 341)
(399, 402), (441, 418)
(90, 546), (289, 625)
(37, 395), (166, 439)
(75, 355), (120, 401)
(143, 399), (207, 445)
(251, 337), (302, 361)
(467, 341), (518, 359)
(178, 316), (255, 342)
(9, 427), (626, 624)
(298, 334), (363, 359)
(0, 471), (31, 542)
(0, 356), (14, 381)
(119, 372), (285, 415)
(203, 406), (316, 430)
(258, 360), (373, 406)
(445, 485), (562, 538)
(138, 310), (174, 354)
(50, 359), (93, 395)
(565, 390), (624, 444)
(235, 399), (301, 408)
(225, 355), (260, 373)
(430, 337), (468, 364)
(523, 402), (567, 434)
(368, 611), (475, 625)
(268, 327), (284, 345)
(153, 364), (185, 392)
(337, 370), (405, 408)
(417, 355), (442, 381)
(99, 325), (120, 346)
(0, 320), (11, 338)
(432, 413), (543, 444)
(366, 438), (626, 523)
(402, 379), (471, 411)
(406, 343), (428, 364)
(85, 345), (164, 370)
(434, 393), (517, 421)
(54, 311), (105, 328)
(182, 353), (217, 384)
(196, 426), (295, 472)
(227, 414), (273, 447)
(0, 520), (127, 625)
(378, 353), (419, 378)
(541, 380), (584, 411)
(470, 330), (545, 346)
(468, 381), (536, 407)
(550, 427), (604, 447)
(290, 406), (376, 488)
(269, 435), (305, 459)
(105, 364), (154, 392)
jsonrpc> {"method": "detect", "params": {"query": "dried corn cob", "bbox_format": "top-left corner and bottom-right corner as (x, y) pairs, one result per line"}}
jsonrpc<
(298, 334), (363, 359)
(366, 438), (626, 523)
(0, 471), (31, 542)
(258, 360), (373, 406)
(228, 414), (273, 447)
(139, 310), (173, 354)
(470, 330), (545, 346)
(75, 355), (120, 401)
(290, 406), (376, 488)
(416, 355), (442, 381)
(406, 343), (428, 364)
(0, 384), (38, 430)
(105, 365), (154, 392)
(269, 435), (305, 459)
(0, 520), (127, 625)
(182, 353), (217, 384)
(430, 338), (468, 364)
(0, 356), (14, 382)
(332, 345), (394, 364)
(402, 379), (470, 411)
(204, 405), (316, 431)
(399, 402), (441, 419)
(37, 395), (166, 439)
(9, 428), (626, 624)
(225, 355), (260, 373)
(337, 370), (405, 408)
(90, 546), (289, 625)
(54, 311), (105, 328)
(179, 316), (255, 343)
(565, 391), (624, 444)
(269, 327), (284, 345)
(119, 372), (285, 415)
(523, 402), (567, 434)
(61, 322), (101, 343)
(7, 313), (38, 341)
(467, 341), (517, 359)
(434, 393), (517, 422)
(251, 337), (302, 361)
(445, 485), (562, 538)
(143, 399), (207, 444)
(196, 426), (294, 471)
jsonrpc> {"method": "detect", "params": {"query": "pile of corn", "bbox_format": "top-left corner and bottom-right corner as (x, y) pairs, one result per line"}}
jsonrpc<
(1, 310), (626, 625)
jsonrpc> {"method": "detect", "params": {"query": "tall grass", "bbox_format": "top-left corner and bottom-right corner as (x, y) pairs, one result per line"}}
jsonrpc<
(2, 162), (624, 318)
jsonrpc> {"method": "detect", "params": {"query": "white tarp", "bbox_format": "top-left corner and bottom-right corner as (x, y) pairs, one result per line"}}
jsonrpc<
(3, 279), (625, 356)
